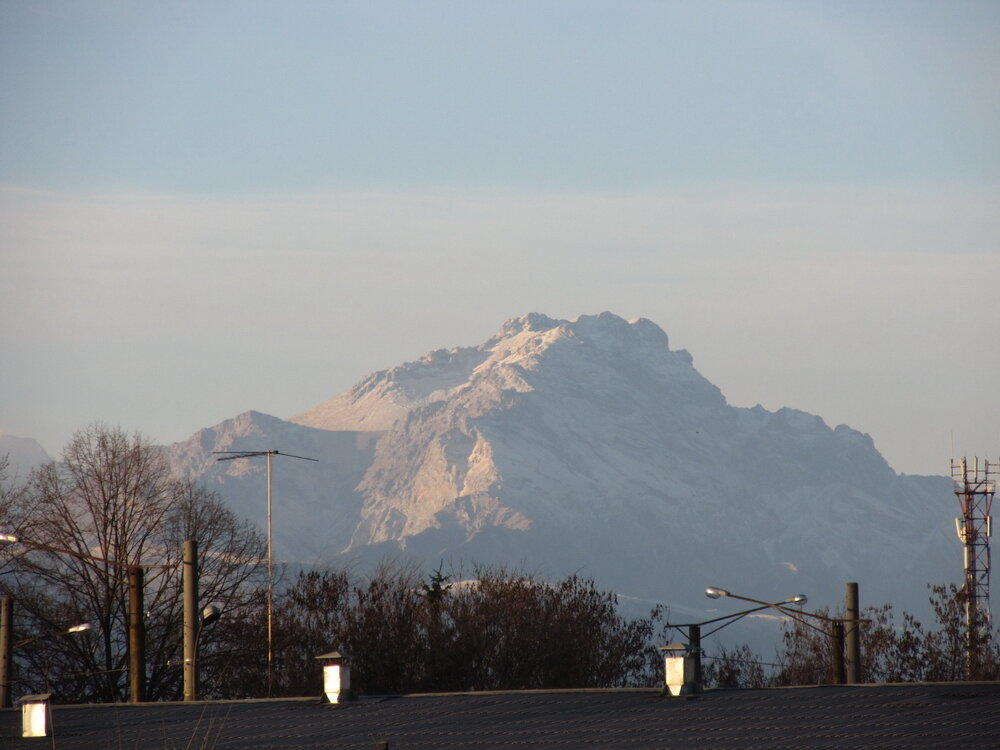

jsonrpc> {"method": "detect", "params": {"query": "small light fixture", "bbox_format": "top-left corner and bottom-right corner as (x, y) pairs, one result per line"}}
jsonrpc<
(316, 651), (352, 704)
(201, 605), (221, 627)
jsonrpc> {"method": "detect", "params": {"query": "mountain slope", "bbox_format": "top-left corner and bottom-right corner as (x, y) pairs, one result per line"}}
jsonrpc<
(0, 434), (51, 484)
(166, 411), (379, 563)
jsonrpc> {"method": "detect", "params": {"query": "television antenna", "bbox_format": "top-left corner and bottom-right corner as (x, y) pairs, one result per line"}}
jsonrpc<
(215, 449), (317, 694)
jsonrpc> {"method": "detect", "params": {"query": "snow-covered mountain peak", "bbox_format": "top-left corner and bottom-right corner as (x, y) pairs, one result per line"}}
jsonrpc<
(487, 312), (670, 359)
(292, 312), (678, 432)
(492, 311), (562, 339)
(291, 312), (724, 434)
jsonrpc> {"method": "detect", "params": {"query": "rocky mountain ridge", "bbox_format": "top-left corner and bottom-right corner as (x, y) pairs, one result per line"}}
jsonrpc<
(165, 313), (958, 621)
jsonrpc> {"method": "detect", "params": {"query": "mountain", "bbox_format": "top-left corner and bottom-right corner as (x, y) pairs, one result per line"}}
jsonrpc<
(0, 434), (51, 485)
(166, 312), (959, 622)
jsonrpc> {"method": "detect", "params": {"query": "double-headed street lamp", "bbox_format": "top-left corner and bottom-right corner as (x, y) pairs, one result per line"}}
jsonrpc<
(706, 585), (863, 684)
(705, 587), (808, 612)
(663, 591), (808, 695)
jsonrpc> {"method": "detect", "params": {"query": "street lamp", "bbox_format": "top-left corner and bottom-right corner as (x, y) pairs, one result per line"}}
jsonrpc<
(705, 586), (807, 606)
(0, 599), (92, 707)
(14, 622), (92, 647)
(706, 586), (853, 684)
(181, 538), (225, 702)
(182, 602), (221, 701)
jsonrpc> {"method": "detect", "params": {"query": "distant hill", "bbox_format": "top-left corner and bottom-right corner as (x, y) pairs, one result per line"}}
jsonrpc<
(165, 313), (958, 620)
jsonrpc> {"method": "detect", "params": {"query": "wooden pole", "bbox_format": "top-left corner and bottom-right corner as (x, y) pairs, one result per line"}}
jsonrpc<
(182, 540), (198, 701)
(845, 582), (861, 683)
(0, 597), (12, 708)
(831, 621), (846, 685)
(128, 566), (145, 702)
(688, 624), (702, 691)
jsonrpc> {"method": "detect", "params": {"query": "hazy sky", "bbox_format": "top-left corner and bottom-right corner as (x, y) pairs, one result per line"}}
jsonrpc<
(1, 1), (998, 477)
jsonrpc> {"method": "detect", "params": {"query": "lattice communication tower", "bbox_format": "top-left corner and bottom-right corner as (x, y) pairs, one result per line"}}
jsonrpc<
(951, 457), (996, 646)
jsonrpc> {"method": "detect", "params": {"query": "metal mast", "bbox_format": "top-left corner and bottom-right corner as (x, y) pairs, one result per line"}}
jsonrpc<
(951, 456), (996, 678)
(215, 449), (317, 694)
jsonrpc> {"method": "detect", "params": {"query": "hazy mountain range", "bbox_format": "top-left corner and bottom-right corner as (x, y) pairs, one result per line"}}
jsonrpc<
(4, 313), (962, 624)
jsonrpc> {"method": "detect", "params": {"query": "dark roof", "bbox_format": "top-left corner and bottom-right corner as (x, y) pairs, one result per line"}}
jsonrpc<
(3, 683), (999, 749)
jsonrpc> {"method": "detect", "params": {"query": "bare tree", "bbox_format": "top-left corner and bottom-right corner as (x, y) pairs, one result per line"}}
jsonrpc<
(771, 585), (1000, 686)
(703, 644), (771, 689)
(270, 568), (352, 698)
(0, 424), (266, 702)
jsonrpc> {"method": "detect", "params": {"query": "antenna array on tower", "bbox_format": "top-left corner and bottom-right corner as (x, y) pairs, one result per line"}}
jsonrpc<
(951, 456), (996, 678)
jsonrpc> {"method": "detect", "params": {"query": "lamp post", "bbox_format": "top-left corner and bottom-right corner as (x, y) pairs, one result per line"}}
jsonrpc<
(0, 534), (179, 702)
(706, 586), (856, 684)
(182, 539), (222, 701)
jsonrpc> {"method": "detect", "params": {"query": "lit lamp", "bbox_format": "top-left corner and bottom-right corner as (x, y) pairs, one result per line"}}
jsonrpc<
(316, 650), (352, 704)
(14, 620), (94, 738)
(660, 641), (702, 697)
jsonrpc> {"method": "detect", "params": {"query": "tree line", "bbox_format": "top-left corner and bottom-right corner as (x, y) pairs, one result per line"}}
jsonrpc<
(1, 424), (995, 703)
(266, 563), (662, 697)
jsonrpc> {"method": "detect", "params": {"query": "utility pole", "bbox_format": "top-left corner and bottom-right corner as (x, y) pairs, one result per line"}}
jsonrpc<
(215, 449), (317, 695)
(128, 566), (145, 703)
(831, 621), (846, 684)
(183, 540), (198, 701)
(0, 597), (12, 708)
(845, 582), (861, 683)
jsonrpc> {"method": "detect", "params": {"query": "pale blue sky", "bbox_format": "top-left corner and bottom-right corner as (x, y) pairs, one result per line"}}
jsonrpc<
(1, 1), (998, 476)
